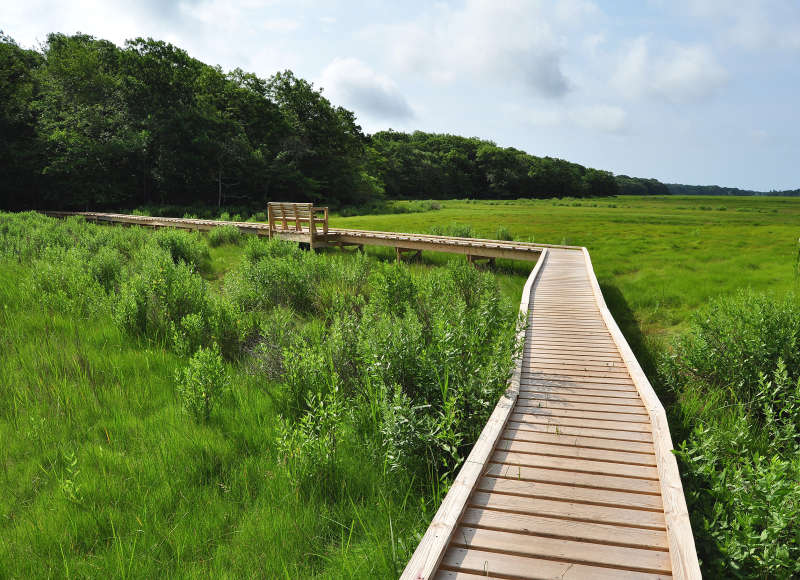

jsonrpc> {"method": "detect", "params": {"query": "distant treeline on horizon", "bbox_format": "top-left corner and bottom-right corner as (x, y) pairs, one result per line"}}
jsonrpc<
(1, 32), (796, 212)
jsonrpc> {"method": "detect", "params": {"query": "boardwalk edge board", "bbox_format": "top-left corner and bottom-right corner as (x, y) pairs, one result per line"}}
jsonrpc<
(582, 248), (701, 580)
(399, 249), (549, 580)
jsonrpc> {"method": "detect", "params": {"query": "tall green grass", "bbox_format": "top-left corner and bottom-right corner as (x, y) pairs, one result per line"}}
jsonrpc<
(0, 212), (518, 577)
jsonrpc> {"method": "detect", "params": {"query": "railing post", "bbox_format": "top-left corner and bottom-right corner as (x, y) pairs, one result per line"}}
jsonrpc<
(323, 207), (329, 235)
(267, 204), (274, 238)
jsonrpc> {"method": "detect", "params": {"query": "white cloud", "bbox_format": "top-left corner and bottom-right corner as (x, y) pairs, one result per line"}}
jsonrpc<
(684, 0), (800, 51)
(652, 44), (728, 103)
(261, 18), (300, 32)
(384, 0), (581, 98)
(319, 57), (413, 120)
(612, 37), (728, 103)
(509, 102), (627, 134)
(569, 104), (627, 132)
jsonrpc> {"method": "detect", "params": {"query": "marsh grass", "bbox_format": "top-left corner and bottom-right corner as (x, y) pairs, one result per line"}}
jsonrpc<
(0, 211), (517, 577)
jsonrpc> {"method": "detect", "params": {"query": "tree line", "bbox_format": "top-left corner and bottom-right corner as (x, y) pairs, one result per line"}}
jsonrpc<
(9, 31), (776, 212)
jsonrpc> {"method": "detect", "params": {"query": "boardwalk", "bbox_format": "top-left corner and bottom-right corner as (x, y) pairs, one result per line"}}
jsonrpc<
(42, 210), (573, 262)
(403, 248), (699, 579)
(40, 210), (698, 577)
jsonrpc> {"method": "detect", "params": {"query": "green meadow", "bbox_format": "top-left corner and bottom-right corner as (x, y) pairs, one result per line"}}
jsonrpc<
(335, 195), (800, 339)
(1, 194), (799, 578)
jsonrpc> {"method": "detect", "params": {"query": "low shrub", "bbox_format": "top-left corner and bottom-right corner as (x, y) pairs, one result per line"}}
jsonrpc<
(175, 344), (228, 421)
(152, 228), (210, 271)
(208, 225), (242, 247)
(662, 292), (800, 577)
(660, 290), (800, 405)
(88, 246), (123, 292)
(31, 246), (107, 316)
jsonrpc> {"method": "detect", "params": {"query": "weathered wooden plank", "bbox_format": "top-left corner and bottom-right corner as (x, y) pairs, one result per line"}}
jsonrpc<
(492, 450), (659, 480)
(496, 439), (657, 466)
(501, 427), (654, 454)
(505, 420), (654, 443)
(451, 527), (672, 573)
(511, 405), (651, 423)
(477, 476), (664, 510)
(461, 508), (669, 550)
(483, 462), (661, 494)
(516, 391), (646, 407)
(438, 548), (670, 580)
(509, 412), (653, 433)
(470, 491), (666, 529)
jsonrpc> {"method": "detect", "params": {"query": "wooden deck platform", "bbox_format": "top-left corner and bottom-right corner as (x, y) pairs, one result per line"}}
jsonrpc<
(402, 248), (700, 580)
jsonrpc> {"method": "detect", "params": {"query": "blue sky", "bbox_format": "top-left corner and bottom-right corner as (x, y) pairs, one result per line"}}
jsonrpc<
(3, 0), (799, 190)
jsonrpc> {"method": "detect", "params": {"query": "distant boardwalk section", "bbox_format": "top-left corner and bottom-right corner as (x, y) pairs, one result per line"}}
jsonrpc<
(42, 208), (575, 262)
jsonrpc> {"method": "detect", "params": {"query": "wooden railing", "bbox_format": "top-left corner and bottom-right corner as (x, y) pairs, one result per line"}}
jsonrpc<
(267, 202), (328, 240)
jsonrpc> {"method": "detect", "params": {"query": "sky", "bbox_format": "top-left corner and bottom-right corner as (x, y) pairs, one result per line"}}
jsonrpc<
(3, 0), (799, 190)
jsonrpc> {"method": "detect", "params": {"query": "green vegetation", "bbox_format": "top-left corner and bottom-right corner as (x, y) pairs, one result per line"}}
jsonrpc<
(1, 32), (630, 214)
(332, 195), (800, 578)
(2, 195), (799, 576)
(333, 196), (800, 337)
(0, 212), (518, 577)
(662, 293), (800, 578)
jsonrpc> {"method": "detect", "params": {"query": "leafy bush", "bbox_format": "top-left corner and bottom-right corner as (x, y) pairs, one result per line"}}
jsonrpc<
(31, 246), (107, 315)
(661, 290), (800, 405)
(208, 225), (242, 247)
(276, 388), (345, 495)
(115, 244), (208, 340)
(662, 292), (800, 578)
(152, 228), (210, 271)
(175, 344), (228, 421)
(368, 262), (416, 317)
(88, 246), (123, 292)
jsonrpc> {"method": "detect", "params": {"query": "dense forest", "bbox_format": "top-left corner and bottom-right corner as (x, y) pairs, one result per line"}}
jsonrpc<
(0, 32), (623, 211)
(666, 183), (800, 196)
(1, 32), (795, 211)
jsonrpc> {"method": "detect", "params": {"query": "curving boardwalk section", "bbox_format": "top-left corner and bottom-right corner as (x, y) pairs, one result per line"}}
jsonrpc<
(403, 248), (699, 580)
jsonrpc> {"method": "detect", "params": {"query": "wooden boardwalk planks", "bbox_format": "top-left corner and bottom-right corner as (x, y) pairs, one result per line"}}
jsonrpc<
(402, 248), (700, 580)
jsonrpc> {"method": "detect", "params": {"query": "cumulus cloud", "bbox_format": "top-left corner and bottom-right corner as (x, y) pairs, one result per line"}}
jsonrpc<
(384, 0), (587, 98)
(612, 37), (728, 103)
(319, 57), (414, 120)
